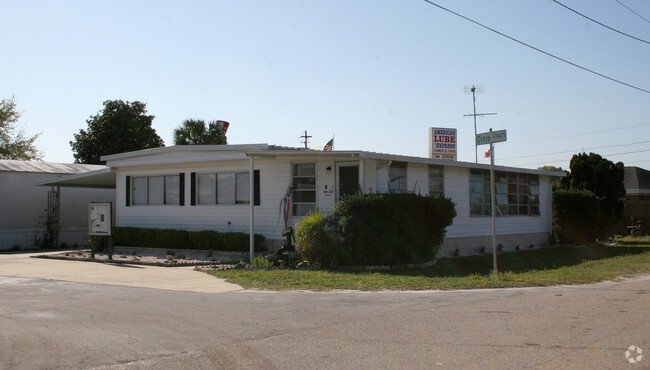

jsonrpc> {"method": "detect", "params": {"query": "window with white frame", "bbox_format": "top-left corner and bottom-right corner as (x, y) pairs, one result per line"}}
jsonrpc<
(197, 172), (252, 205)
(429, 165), (444, 198)
(469, 169), (540, 216)
(131, 175), (179, 205)
(389, 161), (407, 193)
(292, 162), (316, 216)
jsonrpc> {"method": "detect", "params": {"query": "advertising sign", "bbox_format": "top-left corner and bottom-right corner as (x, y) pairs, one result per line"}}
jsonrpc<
(429, 127), (457, 161)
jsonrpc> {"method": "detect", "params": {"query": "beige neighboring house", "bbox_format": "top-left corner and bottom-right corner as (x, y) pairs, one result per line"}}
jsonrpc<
(623, 166), (650, 234)
(0, 160), (115, 250)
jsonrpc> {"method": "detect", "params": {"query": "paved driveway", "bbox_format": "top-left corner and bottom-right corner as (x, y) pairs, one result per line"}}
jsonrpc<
(0, 251), (241, 293)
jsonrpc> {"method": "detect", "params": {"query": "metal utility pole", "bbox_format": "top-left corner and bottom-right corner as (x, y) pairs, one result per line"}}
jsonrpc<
(464, 85), (497, 163)
(300, 130), (312, 149)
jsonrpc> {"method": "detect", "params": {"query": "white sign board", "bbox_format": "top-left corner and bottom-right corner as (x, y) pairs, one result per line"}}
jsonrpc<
(476, 130), (507, 146)
(429, 127), (457, 161)
(89, 202), (112, 236)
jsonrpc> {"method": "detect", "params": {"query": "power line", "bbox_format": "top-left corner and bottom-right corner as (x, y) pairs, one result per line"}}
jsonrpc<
(606, 148), (650, 157)
(422, 0), (650, 94)
(552, 0), (649, 44)
(507, 148), (650, 167)
(508, 123), (650, 145)
(499, 140), (650, 161)
(615, 0), (650, 24)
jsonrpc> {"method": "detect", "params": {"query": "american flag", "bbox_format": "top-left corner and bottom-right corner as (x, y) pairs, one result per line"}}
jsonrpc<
(484, 146), (492, 158)
(323, 138), (333, 151)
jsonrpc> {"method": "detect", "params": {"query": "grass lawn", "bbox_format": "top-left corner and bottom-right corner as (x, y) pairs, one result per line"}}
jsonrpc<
(208, 244), (650, 291)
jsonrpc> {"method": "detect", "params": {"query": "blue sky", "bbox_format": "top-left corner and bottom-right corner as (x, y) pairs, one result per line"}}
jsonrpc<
(3, 0), (649, 170)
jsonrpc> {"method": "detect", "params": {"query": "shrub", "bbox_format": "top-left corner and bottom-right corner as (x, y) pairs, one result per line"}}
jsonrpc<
(327, 192), (456, 266)
(553, 189), (600, 245)
(112, 227), (265, 252)
(295, 210), (338, 268)
(251, 255), (274, 268)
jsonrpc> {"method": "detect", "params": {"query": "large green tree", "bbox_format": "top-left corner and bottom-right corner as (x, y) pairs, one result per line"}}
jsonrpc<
(561, 152), (626, 237)
(70, 100), (164, 164)
(173, 119), (228, 145)
(0, 96), (42, 160)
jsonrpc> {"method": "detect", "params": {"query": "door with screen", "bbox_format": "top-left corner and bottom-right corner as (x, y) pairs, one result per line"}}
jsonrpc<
(337, 163), (359, 200)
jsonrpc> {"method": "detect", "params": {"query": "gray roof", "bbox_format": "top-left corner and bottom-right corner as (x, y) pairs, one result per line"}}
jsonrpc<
(101, 144), (565, 177)
(35, 167), (116, 189)
(100, 143), (304, 161)
(624, 166), (650, 194)
(0, 160), (105, 174)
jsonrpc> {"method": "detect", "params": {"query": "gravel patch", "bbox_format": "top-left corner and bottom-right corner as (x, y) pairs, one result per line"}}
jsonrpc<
(33, 250), (239, 269)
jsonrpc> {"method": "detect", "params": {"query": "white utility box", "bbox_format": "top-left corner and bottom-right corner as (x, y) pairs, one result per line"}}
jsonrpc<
(89, 202), (112, 236)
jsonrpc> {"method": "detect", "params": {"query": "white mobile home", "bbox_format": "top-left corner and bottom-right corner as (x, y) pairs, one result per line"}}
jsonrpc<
(0, 160), (115, 250)
(81, 144), (559, 257)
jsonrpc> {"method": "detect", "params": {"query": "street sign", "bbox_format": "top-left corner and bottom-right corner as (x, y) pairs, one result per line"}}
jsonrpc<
(476, 130), (507, 145)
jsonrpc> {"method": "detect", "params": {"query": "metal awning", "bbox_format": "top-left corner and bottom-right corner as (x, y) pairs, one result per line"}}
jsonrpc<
(35, 167), (116, 189)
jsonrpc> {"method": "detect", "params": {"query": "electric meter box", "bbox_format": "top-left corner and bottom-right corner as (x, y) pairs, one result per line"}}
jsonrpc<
(89, 202), (112, 236)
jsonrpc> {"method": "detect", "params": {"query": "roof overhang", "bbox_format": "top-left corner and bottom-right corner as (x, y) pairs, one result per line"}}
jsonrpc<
(246, 150), (566, 177)
(35, 167), (117, 189)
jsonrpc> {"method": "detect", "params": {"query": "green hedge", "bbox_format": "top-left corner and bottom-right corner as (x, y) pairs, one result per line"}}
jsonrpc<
(112, 227), (265, 252)
(296, 193), (456, 267)
(553, 189), (600, 245)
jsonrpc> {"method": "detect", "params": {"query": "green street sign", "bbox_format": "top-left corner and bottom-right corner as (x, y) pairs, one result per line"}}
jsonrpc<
(476, 130), (507, 145)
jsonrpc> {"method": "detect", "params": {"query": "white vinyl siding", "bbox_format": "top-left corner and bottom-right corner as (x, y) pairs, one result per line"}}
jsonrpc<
(112, 151), (555, 249)
(117, 159), (280, 241)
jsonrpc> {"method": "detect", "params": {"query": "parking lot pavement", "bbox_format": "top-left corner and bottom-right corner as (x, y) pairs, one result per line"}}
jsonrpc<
(0, 251), (242, 293)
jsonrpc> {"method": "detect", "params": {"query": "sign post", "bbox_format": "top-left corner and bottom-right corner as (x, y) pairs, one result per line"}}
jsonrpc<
(476, 129), (507, 272)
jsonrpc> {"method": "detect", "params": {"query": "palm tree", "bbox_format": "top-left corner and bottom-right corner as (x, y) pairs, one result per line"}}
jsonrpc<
(173, 119), (228, 145)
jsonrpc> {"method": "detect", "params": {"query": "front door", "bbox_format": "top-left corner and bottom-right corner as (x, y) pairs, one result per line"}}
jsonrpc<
(337, 163), (359, 200)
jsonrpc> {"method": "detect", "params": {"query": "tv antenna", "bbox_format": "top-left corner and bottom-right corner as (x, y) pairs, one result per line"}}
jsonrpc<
(300, 130), (312, 149)
(464, 85), (497, 162)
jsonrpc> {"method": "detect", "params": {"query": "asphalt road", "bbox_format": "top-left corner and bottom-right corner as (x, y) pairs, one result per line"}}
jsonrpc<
(0, 254), (648, 369)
